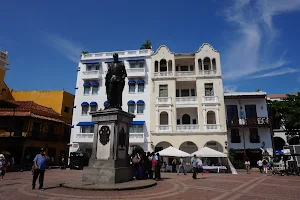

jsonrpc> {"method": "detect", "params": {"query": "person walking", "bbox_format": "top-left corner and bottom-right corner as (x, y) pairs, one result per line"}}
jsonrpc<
(191, 154), (198, 179)
(196, 157), (204, 178)
(32, 148), (49, 190)
(245, 158), (251, 174)
(257, 159), (263, 173)
(155, 153), (163, 180)
(263, 158), (269, 174)
(177, 157), (186, 175)
(172, 157), (177, 173)
(0, 154), (8, 180)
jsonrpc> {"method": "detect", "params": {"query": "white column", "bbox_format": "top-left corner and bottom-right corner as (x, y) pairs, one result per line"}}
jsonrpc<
(158, 62), (160, 73)
(210, 59), (213, 71)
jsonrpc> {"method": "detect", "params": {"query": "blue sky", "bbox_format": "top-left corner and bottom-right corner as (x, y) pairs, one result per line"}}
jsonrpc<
(1, 0), (300, 94)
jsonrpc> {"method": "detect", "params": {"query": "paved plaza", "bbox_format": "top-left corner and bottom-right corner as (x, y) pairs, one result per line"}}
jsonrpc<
(0, 170), (300, 200)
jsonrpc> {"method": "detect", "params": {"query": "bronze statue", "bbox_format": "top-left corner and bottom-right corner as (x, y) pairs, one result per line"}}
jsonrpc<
(105, 53), (127, 110)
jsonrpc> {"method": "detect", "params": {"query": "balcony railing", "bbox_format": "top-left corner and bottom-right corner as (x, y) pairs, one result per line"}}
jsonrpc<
(82, 70), (102, 80)
(81, 49), (152, 59)
(202, 96), (219, 104)
(156, 97), (172, 105)
(176, 97), (198, 106)
(176, 125), (199, 132)
(126, 68), (146, 77)
(154, 71), (173, 77)
(227, 117), (270, 126)
(175, 71), (196, 76)
(204, 124), (221, 132)
(129, 133), (144, 143)
(76, 133), (93, 142)
(157, 125), (172, 132)
(199, 70), (217, 75)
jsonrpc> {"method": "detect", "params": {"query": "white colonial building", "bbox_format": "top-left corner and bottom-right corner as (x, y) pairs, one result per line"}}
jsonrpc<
(69, 49), (153, 154)
(225, 92), (272, 165)
(149, 44), (228, 154)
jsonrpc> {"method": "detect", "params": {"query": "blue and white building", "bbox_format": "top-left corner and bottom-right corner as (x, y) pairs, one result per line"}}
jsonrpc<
(69, 49), (153, 155)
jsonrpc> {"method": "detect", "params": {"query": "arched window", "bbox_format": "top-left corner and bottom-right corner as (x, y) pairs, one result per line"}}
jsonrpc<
(198, 59), (203, 71)
(207, 111), (216, 124)
(137, 100), (145, 114)
(160, 112), (169, 125)
(155, 61), (159, 72)
(90, 102), (98, 112)
(182, 114), (191, 124)
(81, 102), (89, 115)
(127, 100), (135, 114)
(203, 57), (211, 70)
(160, 59), (167, 72)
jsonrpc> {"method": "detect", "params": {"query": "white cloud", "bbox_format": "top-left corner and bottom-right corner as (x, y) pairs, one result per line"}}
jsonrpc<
(43, 33), (83, 63)
(224, 85), (237, 93)
(222, 0), (300, 80)
(248, 68), (297, 79)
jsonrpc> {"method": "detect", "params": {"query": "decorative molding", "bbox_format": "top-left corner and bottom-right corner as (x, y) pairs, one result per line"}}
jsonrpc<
(196, 43), (219, 53)
(153, 45), (174, 56)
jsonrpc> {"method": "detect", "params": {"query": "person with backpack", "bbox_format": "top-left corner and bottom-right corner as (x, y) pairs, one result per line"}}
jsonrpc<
(262, 158), (269, 174)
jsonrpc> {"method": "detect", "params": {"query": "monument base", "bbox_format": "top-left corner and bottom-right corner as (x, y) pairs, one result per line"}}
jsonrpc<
(82, 159), (132, 184)
(62, 179), (157, 191)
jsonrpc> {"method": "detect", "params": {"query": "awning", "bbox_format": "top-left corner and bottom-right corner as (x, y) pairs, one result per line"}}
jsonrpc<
(82, 60), (101, 64)
(81, 102), (89, 106)
(127, 100), (135, 105)
(90, 81), (99, 86)
(137, 79), (145, 84)
(83, 82), (90, 86)
(128, 80), (136, 84)
(77, 122), (94, 126)
(90, 101), (97, 106)
(72, 106), (76, 108)
(127, 57), (145, 62)
(131, 121), (145, 125)
(104, 101), (108, 105)
(70, 125), (74, 128)
(105, 58), (123, 63)
(137, 100), (145, 104)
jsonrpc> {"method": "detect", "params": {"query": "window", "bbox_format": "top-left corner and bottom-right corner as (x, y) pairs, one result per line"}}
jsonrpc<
(64, 106), (70, 113)
(137, 104), (144, 114)
(92, 86), (99, 95)
(86, 64), (100, 71)
(137, 125), (143, 133)
(129, 85), (135, 93)
(84, 86), (90, 95)
(159, 85), (168, 97)
(226, 105), (238, 121)
(245, 105), (257, 118)
(90, 105), (98, 112)
(249, 128), (260, 143)
(177, 119), (180, 125)
(129, 126), (134, 133)
(81, 126), (94, 133)
(182, 114), (191, 124)
(82, 106), (89, 115)
(231, 129), (241, 143)
(180, 66), (189, 71)
(205, 83), (214, 96)
(191, 89), (196, 96)
(181, 89), (189, 97)
(138, 84), (144, 92)
(139, 62), (144, 68)
(129, 125), (143, 133)
(128, 105), (135, 113)
(176, 89), (179, 97)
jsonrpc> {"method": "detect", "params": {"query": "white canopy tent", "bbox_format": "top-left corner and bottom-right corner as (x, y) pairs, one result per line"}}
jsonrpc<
(192, 147), (237, 174)
(192, 147), (227, 157)
(157, 146), (190, 157)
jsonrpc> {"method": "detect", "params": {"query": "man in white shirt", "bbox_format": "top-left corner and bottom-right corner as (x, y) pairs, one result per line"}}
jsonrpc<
(177, 157), (186, 175)
(257, 159), (263, 173)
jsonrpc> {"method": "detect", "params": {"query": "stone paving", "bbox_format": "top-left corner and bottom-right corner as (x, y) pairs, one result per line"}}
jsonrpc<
(0, 169), (300, 200)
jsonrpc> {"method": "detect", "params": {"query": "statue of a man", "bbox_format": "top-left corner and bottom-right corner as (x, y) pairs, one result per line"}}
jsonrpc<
(105, 53), (127, 110)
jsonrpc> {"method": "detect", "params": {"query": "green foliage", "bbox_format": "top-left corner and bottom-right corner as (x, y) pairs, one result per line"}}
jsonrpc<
(269, 92), (300, 136)
(81, 51), (89, 55)
(140, 40), (152, 50)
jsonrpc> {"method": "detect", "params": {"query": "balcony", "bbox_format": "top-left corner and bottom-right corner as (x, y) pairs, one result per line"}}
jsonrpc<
(175, 71), (196, 77)
(204, 124), (221, 132)
(227, 117), (270, 127)
(76, 133), (93, 143)
(176, 125), (199, 132)
(176, 97), (198, 107)
(198, 70), (217, 76)
(156, 97), (172, 105)
(129, 133), (144, 143)
(81, 49), (152, 59)
(127, 68), (146, 77)
(156, 125), (172, 132)
(202, 96), (219, 104)
(154, 71), (173, 77)
(82, 70), (102, 80)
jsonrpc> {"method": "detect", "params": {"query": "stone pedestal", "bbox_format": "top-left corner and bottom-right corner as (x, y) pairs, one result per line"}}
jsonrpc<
(82, 108), (135, 184)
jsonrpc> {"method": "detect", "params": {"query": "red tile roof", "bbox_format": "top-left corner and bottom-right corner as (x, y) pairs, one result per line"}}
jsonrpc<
(4, 101), (60, 116)
(267, 94), (288, 99)
(0, 111), (65, 123)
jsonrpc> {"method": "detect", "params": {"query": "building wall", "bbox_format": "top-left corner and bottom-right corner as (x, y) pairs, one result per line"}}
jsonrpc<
(11, 90), (74, 123)
(71, 50), (152, 152)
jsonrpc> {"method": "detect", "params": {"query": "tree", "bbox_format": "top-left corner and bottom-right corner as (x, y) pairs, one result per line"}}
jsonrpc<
(140, 40), (152, 50)
(81, 51), (89, 55)
(268, 92), (300, 137)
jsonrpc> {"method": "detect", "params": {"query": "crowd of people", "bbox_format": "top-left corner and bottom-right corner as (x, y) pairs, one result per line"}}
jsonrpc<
(244, 157), (274, 174)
